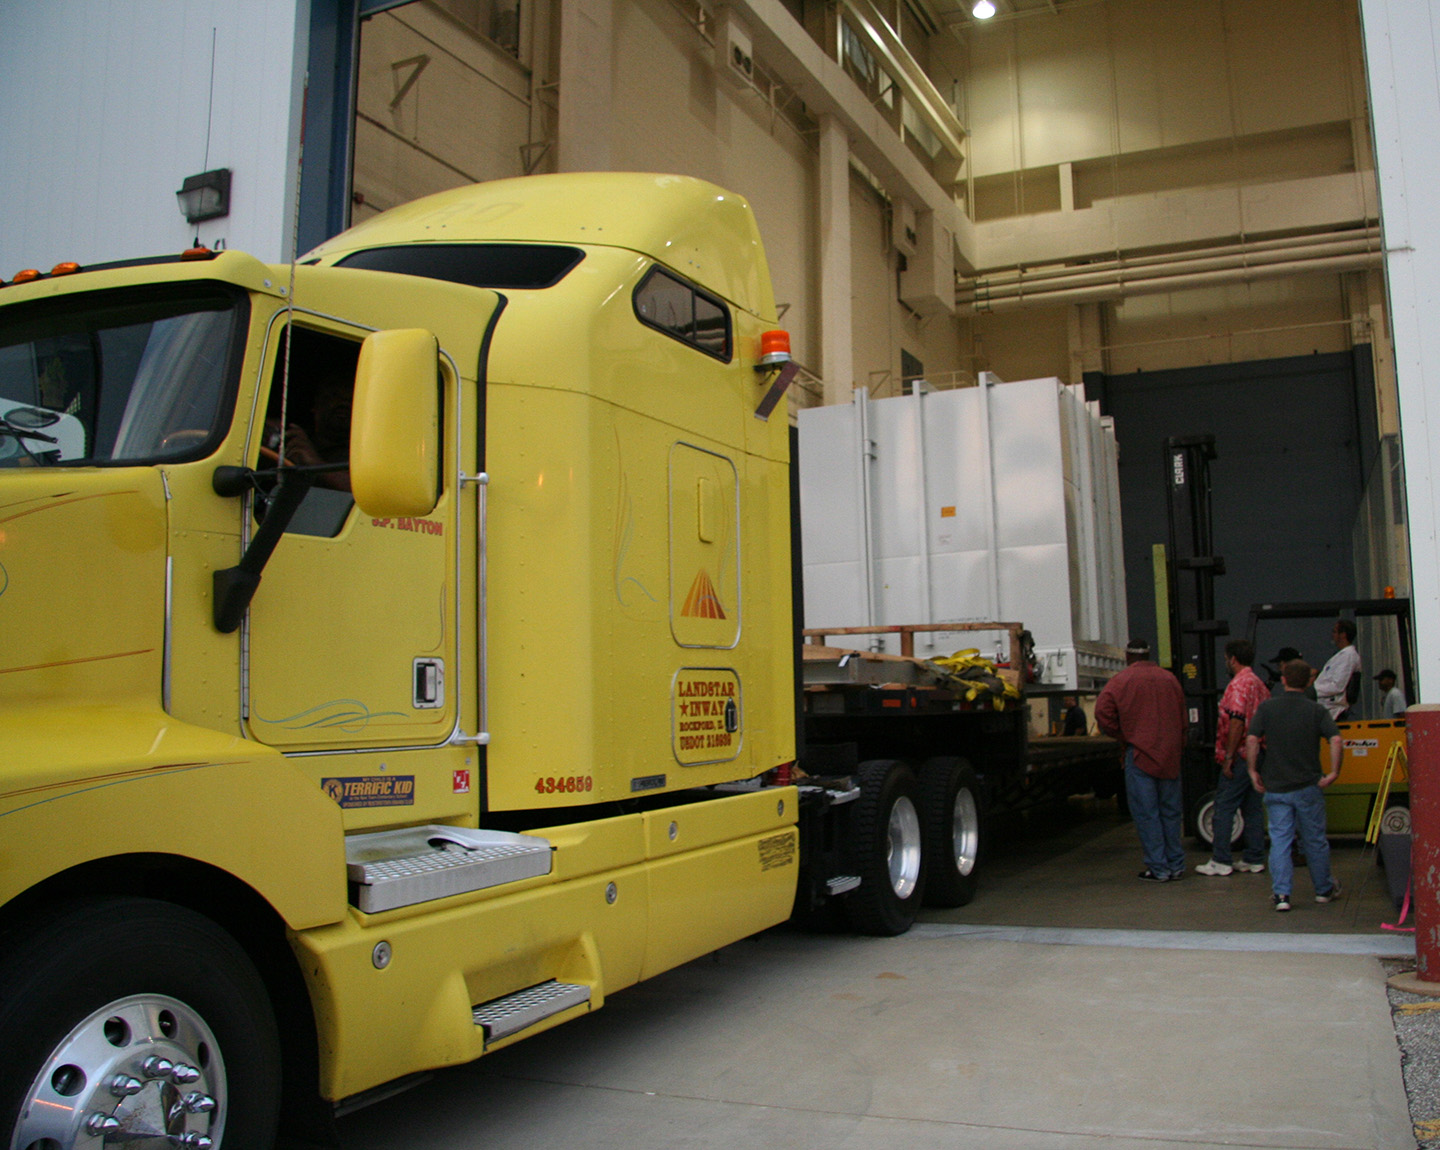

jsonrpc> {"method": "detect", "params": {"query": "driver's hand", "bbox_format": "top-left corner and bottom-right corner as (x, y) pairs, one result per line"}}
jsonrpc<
(262, 421), (322, 467)
(281, 424), (321, 466)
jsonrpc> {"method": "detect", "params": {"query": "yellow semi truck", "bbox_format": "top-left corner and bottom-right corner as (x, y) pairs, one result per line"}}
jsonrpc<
(0, 173), (1020, 1147)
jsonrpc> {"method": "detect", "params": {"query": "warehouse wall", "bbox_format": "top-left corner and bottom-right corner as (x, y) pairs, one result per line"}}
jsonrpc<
(955, 0), (1377, 385)
(1360, 0), (1440, 698)
(0, 0), (307, 269)
(352, 3), (533, 219)
(847, 176), (966, 393)
(963, 0), (1364, 191)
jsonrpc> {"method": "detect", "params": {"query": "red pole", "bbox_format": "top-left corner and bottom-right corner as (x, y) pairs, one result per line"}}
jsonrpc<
(1409, 705), (1440, 981)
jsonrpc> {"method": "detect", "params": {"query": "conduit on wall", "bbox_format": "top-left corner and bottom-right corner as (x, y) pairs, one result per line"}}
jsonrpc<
(960, 227), (1384, 312)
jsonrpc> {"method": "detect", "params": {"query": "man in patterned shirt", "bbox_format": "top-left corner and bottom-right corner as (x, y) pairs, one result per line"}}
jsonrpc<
(1195, 639), (1270, 877)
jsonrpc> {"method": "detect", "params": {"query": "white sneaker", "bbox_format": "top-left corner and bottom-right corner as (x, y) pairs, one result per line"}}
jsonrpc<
(1233, 860), (1266, 873)
(1195, 860), (1233, 876)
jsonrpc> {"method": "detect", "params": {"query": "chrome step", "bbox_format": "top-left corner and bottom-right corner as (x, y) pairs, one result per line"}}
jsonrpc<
(827, 874), (861, 895)
(473, 980), (591, 1043)
(345, 825), (552, 913)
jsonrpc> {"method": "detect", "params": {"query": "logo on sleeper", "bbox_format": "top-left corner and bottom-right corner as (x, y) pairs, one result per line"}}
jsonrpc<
(681, 569), (726, 619)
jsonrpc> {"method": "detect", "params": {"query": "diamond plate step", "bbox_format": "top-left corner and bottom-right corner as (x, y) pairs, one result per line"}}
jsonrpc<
(473, 980), (591, 1043)
(345, 825), (552, 913)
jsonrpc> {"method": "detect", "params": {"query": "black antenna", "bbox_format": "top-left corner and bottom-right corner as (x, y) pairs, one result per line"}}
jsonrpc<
(203, 28), (217, 172)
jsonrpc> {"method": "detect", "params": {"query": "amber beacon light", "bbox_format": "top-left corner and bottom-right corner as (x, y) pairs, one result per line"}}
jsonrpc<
(753, 330), (797, 421)
(758, 329), (792, 367)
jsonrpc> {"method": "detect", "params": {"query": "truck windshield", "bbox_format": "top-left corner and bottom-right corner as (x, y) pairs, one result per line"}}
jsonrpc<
(0, 284), (245, 466)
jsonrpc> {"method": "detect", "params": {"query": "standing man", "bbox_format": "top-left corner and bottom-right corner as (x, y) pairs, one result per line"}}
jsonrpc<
(1314, 619), (1360, 721)
(1195, 639), (1269, 877)
(1246, 659), (1344, 911)
(1375, 669), (1407, 719)
(1265, 646), (1303, 694)
(1062, 696), (1088, 736)
(1096, 638), (1188, 882)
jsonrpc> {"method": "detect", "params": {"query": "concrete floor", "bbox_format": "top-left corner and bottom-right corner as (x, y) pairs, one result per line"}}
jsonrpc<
(334, 799), (1418, 1149)
(945, 799), (1411, 936)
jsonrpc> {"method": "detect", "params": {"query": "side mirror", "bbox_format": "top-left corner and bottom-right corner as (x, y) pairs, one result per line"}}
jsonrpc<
(351, 328), (441, 517)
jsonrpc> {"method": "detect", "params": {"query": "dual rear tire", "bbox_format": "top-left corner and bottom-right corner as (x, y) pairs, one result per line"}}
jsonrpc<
(919, 756), (982, 909)
(843, 756), (985, 936)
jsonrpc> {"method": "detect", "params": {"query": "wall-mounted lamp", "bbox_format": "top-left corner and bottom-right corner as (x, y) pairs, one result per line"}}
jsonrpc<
(176, 168), (232, 224)
(972, 0), (997, 17)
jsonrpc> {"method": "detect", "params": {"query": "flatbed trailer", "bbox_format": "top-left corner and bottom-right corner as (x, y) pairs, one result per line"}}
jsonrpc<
(790, 626), (1122, 931)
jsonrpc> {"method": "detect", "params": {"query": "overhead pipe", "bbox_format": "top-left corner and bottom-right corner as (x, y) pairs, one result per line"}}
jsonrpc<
(962, 237), (1381, 302)
(965, 227), (1381, 293)
(961, 234), (1382, 305)
(960, 250), (1384, 314)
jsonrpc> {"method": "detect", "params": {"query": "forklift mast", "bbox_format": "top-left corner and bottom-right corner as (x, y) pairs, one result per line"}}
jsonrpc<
(1163, 434), (1229, 827)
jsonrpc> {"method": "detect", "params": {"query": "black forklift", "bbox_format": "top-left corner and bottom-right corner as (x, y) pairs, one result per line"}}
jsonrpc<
(1162, 433), (1418, 846)
(1161, 434), (1230, 842)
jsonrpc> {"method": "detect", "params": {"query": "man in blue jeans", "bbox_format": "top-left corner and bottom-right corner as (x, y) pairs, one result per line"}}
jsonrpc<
(1195, 639), (1269, 877)
(1245, 659), (1344, 911)
(1096, 638), (1188, 882)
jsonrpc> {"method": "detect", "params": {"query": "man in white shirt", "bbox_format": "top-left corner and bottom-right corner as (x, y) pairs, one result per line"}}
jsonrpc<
(1375, 668), (1407, 719)
(1314, 619), (1360, 722)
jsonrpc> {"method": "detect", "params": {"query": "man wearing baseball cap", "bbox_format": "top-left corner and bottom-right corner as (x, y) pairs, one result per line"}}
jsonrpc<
(1267, 647), (1316, 699)
(1375, 669), (1406, 719)
(1096, 638), (1188, 882)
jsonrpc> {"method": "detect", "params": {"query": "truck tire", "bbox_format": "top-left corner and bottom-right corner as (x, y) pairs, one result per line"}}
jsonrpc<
(1193, 790), (1244, 849)
(844, 759), (926, 936)
(919, 756), (983, 907)
(0, 898), (282, 1150)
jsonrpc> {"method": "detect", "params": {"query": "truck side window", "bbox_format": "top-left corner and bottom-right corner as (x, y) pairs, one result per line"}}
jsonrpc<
(633, 266), (732, 362)
(261, 324), (359, 538)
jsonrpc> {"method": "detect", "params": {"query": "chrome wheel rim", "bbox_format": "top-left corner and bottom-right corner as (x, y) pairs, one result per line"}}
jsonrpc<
(1198, 801), (1243, 846)
(887, 794), (923, 899)
(13, 994), (227, 1150)
(951, 787), (980, 877)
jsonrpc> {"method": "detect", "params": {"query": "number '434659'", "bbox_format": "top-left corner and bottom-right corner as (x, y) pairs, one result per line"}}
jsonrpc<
(534, 775), (593, 794)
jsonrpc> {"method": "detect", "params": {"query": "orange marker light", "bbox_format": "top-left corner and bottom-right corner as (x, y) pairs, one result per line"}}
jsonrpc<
(11, 269), (41, 284)
(181, 245), (217, 261)
(758, 329), (791, 367)
(50, 261), (81, 276)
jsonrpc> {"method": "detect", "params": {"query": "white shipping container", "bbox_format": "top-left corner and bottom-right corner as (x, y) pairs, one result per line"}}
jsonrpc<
(798, 375), (1127, 691)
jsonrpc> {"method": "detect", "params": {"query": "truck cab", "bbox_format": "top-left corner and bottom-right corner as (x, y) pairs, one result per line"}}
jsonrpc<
(0, 174), (800, 1146)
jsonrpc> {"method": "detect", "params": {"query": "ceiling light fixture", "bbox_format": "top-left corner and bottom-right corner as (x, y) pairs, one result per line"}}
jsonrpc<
(972, 0), (996, 17)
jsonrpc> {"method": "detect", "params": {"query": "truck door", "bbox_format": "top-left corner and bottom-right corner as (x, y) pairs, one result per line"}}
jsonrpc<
(243, 315), (468, 752)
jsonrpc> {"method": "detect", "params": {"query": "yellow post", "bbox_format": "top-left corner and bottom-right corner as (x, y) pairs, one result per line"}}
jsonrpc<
(1152, 544), (1172, 669)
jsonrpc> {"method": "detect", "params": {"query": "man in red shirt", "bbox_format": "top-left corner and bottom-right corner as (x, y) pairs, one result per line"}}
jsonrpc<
(1195, 639), (1270, 876)
(1096, 638), (1188, 882)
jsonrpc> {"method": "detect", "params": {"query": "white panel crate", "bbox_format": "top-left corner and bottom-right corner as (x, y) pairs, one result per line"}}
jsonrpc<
(797, 377), (1127, 691)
